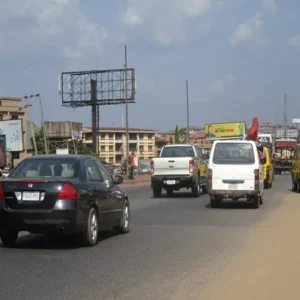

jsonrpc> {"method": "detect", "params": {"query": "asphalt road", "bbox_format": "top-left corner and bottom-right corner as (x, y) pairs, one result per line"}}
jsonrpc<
(0, 175), (290, 300)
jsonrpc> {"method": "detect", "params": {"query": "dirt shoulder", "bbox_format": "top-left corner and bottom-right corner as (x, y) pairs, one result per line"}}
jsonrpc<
(122, 175), (150, 187)
(200, 191), (300, 300)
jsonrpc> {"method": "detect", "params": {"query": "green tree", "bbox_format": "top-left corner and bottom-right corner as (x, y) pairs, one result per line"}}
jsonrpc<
(31, 128), (104, 160)
(174, 125), (180, 144)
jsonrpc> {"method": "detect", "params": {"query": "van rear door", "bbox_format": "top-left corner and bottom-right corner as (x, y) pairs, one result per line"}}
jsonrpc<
(210, 142), (256, 191)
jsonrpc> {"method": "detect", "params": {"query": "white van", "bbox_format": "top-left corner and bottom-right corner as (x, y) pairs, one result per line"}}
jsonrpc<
(208, 140), (264, 208)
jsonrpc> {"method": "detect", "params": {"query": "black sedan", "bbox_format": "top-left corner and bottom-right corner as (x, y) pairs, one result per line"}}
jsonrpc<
(0, 155), (130, 247)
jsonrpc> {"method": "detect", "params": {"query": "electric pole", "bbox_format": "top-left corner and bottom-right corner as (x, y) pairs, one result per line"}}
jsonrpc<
(284, 94), (287, 139)
(186, 80), (190, 144)
(38, 94), (48, 154)
(24, 96), (37, 155)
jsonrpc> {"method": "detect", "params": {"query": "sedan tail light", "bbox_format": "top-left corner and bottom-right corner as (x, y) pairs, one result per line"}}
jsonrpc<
(0, 184), (4, 200)
(58, 183), (79, 200)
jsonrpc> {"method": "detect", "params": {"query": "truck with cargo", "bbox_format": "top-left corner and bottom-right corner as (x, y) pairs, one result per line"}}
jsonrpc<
(274, 139), (297, 175)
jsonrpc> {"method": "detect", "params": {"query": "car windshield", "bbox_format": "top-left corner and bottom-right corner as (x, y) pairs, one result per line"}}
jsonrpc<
(9, 158), (78, 178)
(160, 146), (195, 158)
(213, 143), (255, 165)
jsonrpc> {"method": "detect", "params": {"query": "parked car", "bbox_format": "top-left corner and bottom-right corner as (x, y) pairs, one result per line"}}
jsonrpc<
(0, 155), (130, 247)
(207, 140), (264, 208)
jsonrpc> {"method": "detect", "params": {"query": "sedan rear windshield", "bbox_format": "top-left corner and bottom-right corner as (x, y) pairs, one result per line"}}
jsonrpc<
(9, 158), (79, 178)
(213, 143), (255, 165)
(160, 146), (195, 158)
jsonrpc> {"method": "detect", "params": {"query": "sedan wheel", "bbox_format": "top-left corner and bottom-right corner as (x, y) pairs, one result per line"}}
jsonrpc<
(115, 199), (130, 234)
(0, 230), (18, 248)
(80, 207), (98, 247)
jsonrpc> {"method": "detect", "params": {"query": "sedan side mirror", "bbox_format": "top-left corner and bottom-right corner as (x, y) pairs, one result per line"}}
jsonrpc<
(114, 175), (123, 185)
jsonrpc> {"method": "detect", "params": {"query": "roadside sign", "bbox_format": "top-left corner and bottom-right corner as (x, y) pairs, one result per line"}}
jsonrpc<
(204, 121), (246, 140)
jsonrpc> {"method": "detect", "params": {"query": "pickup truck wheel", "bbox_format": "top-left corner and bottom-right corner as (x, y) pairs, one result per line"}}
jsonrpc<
(192, 180), (200, 197)
(153, 187), (162, 198)
(292, 182), (297, 192)
(252, 196), (260, 209)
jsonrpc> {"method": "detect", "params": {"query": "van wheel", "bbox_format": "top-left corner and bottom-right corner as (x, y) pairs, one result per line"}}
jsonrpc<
(202, 185), (208, 194)
(292, 182), (297, 192)
(192, 180), (200, 197)
(252, 196), (260, 209)
(210, 198), (221, 208)
(153, 187), (162, 198)
(0, 230), (18, 248)
(260, 196), (263, 205)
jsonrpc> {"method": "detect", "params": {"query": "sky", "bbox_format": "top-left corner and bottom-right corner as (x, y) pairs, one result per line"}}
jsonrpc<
(0, 0), (300, 131)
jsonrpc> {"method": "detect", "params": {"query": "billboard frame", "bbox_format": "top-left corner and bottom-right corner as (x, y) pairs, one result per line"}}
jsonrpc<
(204, 121), (247, 141)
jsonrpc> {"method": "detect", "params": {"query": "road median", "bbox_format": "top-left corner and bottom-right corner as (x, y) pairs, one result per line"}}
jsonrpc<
(122, 175), (151, 187)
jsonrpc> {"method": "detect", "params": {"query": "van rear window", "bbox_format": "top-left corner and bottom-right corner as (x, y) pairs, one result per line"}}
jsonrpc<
(213, 143), (255, 165)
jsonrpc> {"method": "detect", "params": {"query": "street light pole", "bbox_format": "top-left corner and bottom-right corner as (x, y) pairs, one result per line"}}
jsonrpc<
(186, 80), (190, 144)
(125, 45), (129, 177)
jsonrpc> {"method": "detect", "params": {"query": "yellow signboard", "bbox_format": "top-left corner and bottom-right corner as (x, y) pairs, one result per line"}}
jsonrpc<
(204, 121), (246, 139)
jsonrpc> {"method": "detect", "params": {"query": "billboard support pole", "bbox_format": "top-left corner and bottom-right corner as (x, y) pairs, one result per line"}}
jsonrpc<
(186, 80), (190, 144)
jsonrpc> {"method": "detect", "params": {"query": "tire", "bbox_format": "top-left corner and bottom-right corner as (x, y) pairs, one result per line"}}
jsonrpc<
(0, 230), (18, 248)
(210, 197), (221, 208)
(80, 207), (98, 247)
(260, 195), (263, 205)
(192, 179), (200, 197)
(202, 185), (208, 194)
(292, 181), (297, 192)
(269, 181), (272, 188)
(153, 187), (162, 198)
(166, 189), (173, 196)
(115, 199), (130, 234)
(264, 182), (269, 189)
(252, 196), (260, 209)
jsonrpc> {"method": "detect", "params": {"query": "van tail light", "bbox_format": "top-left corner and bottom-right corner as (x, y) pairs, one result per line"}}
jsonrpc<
(0, 184), (4, 200)
(208, 168), (213, 190)
(254, 169), (259, 190)
(150, 160), (154, 174)
(189, 160), (195, 174)
(208, 168), (213, 180)
(58, 183), (79, 200)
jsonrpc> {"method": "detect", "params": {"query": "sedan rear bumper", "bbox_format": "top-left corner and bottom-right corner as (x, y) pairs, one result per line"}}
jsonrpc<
(0, 200), (86, 235)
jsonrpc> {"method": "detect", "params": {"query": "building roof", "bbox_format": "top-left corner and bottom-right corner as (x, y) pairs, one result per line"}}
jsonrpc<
(190, 132), (205, 139)
(0, 97), (22, 101)
(83, 126), (157, 133)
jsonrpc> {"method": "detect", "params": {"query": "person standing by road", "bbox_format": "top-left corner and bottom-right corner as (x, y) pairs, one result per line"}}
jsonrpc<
(129, 151), (135, 180)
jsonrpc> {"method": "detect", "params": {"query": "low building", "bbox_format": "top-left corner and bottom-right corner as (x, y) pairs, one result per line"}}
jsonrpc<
(190, 132), (213, 148)
(83, 127), (156, 165)
(0, 97), (31, 166)
(155, 133), (167, 157)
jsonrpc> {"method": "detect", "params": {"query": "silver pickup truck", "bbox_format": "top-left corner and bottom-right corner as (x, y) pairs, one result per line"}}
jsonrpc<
(150, 144), (208, 197)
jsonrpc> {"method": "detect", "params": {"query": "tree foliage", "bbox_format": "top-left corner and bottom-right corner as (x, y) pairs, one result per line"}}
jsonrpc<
(174, 125), (187, 144)
(31, 128), (103, 160)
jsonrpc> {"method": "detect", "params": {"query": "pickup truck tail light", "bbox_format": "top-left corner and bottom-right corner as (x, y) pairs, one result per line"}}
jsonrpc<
(150, 160), (154, 174)
(189, 160), (195, 174)
(254, 169), (259, 190)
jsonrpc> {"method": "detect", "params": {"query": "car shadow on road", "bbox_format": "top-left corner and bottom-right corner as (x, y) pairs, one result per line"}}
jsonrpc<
(205, 200), (258, 210)
(151, 192), (207, 199)
(1, 230), (117, 250)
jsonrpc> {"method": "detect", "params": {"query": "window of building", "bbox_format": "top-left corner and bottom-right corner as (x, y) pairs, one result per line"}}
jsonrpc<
(11, 114), (18, 120)
(101, 146), (106, 151)
(139, 134), (144, 139)
(109, 146), (114, 151)
(148, 134), (153, 139)
(0, 115), (3, 121)
(109, 133), (114, 139)
(148, 146), (153, 151)
(100, 133), (106, 139)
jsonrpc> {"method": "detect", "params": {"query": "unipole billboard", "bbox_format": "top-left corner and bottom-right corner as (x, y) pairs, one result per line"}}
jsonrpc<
(204, 121), (246, 140)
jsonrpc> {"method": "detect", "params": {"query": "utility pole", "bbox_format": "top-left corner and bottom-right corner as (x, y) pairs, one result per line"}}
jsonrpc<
(284, 94), (287, 139)
(186, 80), (190, 144)
(24, 96), (37, 155)
(38, 94), (48, 154)
(125, 45), (130, 177)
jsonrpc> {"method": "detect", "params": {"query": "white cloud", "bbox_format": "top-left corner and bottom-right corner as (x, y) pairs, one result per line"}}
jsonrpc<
(209, 73), (235, 97)
(230, 13), (268, 48)
(289, 35), (300, 47)
(119, 0), (222, 46)
(0, 0), (107, 59)
(262, 0), (278, 12)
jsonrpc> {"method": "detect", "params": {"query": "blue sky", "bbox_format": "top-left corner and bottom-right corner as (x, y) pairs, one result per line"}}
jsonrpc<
(0, 0), (300, 130)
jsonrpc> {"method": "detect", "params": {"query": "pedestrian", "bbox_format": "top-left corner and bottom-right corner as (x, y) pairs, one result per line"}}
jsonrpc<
(129, 151), (135, 180)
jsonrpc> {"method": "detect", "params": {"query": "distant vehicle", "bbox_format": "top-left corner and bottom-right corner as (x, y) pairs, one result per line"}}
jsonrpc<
(0, 155), (130, 248)
(207, 140), (264, 208)
(274, 139), (297, 175)
(150, 144), (208, 197)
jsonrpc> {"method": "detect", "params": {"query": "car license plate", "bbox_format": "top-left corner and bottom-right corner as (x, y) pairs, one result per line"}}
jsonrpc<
(228, 184), (237, 190)
(22, 191), (40, 201)
(166, 180), (176, 185)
